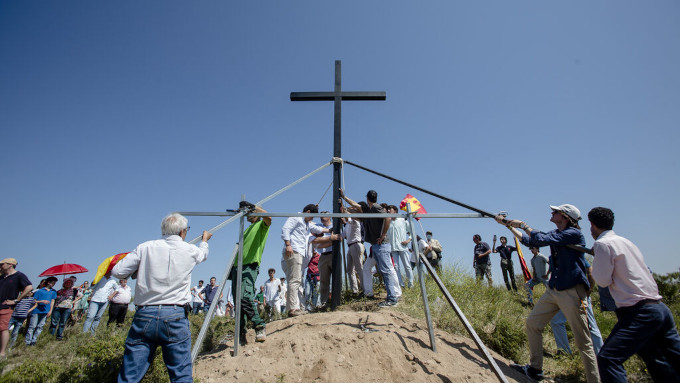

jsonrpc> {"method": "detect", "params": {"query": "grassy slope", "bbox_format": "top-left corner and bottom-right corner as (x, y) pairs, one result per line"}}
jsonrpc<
(395, 264), (679, 383)
(2, 268), (677, 382)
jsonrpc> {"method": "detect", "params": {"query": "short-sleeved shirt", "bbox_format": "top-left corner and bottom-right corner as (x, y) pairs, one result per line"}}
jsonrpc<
(364, 204), (387, 245)
(530, 253), (549, 283)
(203, 284), (219, 306)
(33, 288), (57, 314)
(474, 242), (491, 264)
(54, 287), (78, 309)
(11, 297), (35, 319)
(255, 292), (264, 304)
(496, 245), (516, 261)
(240, 220), (270, 265)
(0, 271), (32, 310)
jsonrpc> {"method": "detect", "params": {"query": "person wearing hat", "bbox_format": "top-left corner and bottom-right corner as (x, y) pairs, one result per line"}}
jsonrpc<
(0, 258), (33, 358)
(496, 204), (599, 383)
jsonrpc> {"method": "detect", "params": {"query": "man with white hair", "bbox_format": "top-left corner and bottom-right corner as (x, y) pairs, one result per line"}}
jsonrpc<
(112, 213), (212, 383)
(498, 204), (599, 383)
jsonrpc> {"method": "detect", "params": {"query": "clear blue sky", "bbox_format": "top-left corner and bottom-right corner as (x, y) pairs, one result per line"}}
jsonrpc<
(2, 1), (679, 292)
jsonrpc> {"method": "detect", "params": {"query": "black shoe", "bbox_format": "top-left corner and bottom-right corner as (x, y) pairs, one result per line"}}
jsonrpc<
(511, 363), (544, 381)
(238, 333), (248, 346)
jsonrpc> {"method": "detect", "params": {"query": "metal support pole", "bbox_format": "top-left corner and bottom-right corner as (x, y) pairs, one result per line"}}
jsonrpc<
(417, 252), (509, 383)
(186, 161), (332, 245)
(191, 244), (239, 363)
(405, 205), (436, 352)
(232, 196), (247, 356)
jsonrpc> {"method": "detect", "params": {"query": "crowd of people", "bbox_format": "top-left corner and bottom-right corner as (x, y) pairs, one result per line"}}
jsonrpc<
(0, 264), (134, 359)
(1, 194), (678, 383)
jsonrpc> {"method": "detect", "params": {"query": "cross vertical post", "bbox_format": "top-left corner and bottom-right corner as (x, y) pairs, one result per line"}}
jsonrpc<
(291, 60), (386, 310)
(331, 61), (343, 310)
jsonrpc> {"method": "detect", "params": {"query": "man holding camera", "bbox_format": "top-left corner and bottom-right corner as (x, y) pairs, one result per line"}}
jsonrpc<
(112, 213), (212, 383)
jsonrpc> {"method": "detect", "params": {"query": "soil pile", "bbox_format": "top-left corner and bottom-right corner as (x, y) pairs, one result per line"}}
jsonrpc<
(195, 308), (531, 383)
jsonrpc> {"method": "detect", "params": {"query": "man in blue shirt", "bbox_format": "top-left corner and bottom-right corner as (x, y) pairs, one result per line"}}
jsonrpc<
(203, 277), (220, 313)
(498, 204), (599, 383)
(25, 276), (57, 346)
(472, 235), (492, 286)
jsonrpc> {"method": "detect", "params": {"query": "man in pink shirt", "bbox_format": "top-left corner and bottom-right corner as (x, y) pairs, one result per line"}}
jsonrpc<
(589, 207), (680, 383)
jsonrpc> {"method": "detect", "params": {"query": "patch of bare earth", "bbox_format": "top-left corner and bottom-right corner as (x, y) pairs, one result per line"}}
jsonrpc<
(194, 308), (532, 383)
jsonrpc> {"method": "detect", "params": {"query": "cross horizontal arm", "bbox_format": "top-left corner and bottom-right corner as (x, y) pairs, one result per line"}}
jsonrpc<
(176, 211), (483, 219)
(290, 91), (386, 101)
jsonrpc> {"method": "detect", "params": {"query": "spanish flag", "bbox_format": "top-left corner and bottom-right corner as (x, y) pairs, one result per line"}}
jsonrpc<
(400, 194), (427, 219)
(92, 252), (129, 285)
(514, 237), (532, 281)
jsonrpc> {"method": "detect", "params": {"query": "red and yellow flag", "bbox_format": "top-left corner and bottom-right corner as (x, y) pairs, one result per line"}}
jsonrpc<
(514, 237), (532, 281)
(400, 193), (427, 219)
(92, 252), (129, 285)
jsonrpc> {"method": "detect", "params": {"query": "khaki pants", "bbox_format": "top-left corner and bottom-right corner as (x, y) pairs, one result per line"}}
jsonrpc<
(527, 285), (599, 383)
(318, 253), (333, 306)
(347, 243), (364, 294)
(282, 251), (302, 311)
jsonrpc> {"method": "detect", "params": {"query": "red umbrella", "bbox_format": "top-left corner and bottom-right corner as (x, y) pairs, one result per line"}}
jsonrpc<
(39, 263), (88, 277)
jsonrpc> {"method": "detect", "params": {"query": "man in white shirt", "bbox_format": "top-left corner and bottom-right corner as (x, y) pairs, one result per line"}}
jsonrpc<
(341, 215), (364, 294)
(263, 268), (281, 321)
(191, 280), (205, 315)
(82, 276), (118, 335)
(588, 207), (680, 382)
(281, 204), (328, 317)
(112, 213), (212, 383)
(107, 278), (132, 327)
(386, 205), (413, 288)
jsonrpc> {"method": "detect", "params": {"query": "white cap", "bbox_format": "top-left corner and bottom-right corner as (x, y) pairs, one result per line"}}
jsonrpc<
(550, 204), (581, 222)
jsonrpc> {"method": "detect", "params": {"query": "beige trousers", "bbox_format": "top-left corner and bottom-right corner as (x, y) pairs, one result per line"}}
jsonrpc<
(346, 243), (364, 294)
(282, 251), (302, 311)
(526, 285), (600, 383)
(318, 253), (333, 306)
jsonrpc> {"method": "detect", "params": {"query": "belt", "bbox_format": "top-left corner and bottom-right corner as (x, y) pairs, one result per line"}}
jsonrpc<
(137, 304), (185, 309)
(321, 251), (333, 255)
(348, 242), (360, 247)
(615, 298), (660, 316)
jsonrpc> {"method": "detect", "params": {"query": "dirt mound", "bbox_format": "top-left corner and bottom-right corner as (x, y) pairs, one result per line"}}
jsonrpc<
(195, 308), (531, 383)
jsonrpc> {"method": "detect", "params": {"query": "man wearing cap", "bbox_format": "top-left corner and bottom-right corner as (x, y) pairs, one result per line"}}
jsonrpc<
(228, 204), (271, 345)
(0, 258), (32, 357)
(588, 207), (680, 382)
(111, 213), (212, 382)
(497, 204), (599, 383)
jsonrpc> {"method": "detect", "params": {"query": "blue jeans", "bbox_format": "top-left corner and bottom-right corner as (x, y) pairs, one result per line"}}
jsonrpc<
(9, 317), (25, 348)
(550, 297), (604, 355)
(25, 313), (48, 345)
(598, 301), (680, 383)
(191, 302), (203, 315)
(526, 278), (547, 305)
(550, 311), (571, 353)
(83, 301), (108, 335)
(118, 306), (192, 383)
(304, 275), (319, 311)
(371, 243), (398, 302)
(391, 250), (413, 288)
(49, 307), (72, 339)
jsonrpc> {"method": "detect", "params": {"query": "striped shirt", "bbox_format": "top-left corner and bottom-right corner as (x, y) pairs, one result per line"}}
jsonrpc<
(12, 297), (35, 319)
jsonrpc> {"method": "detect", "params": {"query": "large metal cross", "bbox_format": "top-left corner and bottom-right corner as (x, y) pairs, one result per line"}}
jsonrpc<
(290, 60), (386, 310)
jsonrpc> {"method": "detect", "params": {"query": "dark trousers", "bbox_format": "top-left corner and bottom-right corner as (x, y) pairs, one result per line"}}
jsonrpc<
(107, 302), (129, 326)
(597, 301), (680, 383)
(229, 263), (265, 334)
(500, 259), (518, 291)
